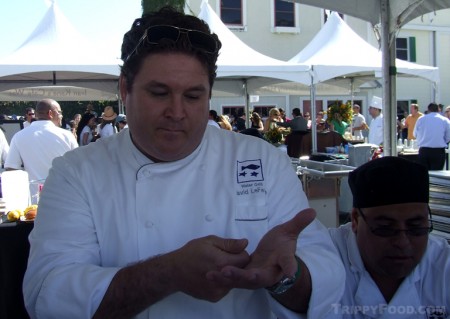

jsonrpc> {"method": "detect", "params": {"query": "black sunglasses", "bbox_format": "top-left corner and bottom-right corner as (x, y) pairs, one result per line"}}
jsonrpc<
(125, 25), (219, 62)
(357, 207), (433, 237)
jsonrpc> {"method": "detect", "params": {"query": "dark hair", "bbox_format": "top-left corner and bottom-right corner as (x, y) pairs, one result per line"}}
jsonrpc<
(427, 103), (439, 112)
(292, 108), (301, 117)
(120, 6), (221, 93)
(76, 113), (96, 144)
(209, 109), (218, 120)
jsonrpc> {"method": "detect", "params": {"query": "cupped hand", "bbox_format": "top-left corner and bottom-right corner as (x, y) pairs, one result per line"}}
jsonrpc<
(206, 208), (316, 289)
(171, 235), (250, 301)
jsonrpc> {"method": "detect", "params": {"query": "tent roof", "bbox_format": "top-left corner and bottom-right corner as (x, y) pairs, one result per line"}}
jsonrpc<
(288, 12), (439, 84)
(0, 1), (120, 98)
(285, 0), (450, 34)
(198, 0), (310, 91)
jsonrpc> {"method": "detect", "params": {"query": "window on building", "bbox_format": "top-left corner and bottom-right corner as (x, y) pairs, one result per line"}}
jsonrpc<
(253, 106), (275, 118)
(221, 0), (243, 25)
(396, 37), (416, 62)
(222, 106), (245, 118)
(274, 0), (295, 27)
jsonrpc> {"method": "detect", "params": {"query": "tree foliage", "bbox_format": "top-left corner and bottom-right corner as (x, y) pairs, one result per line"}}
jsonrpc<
(141, 0), (185, 14)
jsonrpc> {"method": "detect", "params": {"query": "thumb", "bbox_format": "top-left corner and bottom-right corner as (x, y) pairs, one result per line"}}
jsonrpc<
(281, 208), (317, 237)
(216, 238), (249, 254)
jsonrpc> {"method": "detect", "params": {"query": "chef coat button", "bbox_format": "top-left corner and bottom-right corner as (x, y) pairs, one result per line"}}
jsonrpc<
(205, 214), (213, 222)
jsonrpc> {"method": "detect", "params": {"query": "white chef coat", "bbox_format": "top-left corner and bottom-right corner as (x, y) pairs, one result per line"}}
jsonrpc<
(328, 223), (449, 319)
(368, 114), (383, 146)
(24, 126), (345, 319)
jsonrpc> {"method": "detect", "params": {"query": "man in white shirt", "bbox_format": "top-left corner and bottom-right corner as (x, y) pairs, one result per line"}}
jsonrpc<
(329, 157), (449, 318)
(351, 104), (366, 139)
(0, 127), (9, 167)
(5, 99), (78, 185)
(414, 102), (450, 170)
(208, 109), (221, 129)
(368, 96), (383, 145)
(23, 7), (344, 319)
(22, 107), (35, 128)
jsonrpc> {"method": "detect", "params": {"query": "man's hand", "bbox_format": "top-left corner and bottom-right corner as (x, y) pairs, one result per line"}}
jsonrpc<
(206, 208), (316, 289)
(171, 235), (250, 301)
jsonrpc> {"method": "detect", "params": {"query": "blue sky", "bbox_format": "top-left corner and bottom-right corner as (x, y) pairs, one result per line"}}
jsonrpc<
(0, 0), (143, 58)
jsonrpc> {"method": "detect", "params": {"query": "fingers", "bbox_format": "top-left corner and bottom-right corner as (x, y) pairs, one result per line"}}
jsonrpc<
(282, 208), (316, 238)
(206, 266), (266, 289)
(219, 238), (249, 254)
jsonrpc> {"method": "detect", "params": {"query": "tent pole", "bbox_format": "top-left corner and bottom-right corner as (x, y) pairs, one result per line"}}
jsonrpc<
(243, 79), (251, 129)
(381, 0), (396, 156)
(310, 71), (318, 153)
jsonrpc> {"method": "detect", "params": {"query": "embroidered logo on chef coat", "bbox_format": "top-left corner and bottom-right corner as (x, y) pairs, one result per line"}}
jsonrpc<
(237, 159), (264, 183)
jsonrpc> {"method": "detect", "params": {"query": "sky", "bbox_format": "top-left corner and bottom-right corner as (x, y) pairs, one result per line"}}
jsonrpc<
(0, 0), (143, 58)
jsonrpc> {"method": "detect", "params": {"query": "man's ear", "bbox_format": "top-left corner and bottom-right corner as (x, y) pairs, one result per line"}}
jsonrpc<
(119, 74), (128, 103)
(351, 208), (359, 234)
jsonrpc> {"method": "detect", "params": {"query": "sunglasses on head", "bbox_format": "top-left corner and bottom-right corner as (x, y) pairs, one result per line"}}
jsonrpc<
(125, 25), (219, 62)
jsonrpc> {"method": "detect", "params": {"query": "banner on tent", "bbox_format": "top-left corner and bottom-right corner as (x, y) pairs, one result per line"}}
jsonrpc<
(0, 86), (117, 101)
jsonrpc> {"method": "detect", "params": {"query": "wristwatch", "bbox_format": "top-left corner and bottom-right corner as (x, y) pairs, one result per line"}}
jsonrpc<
(266, 256), (302, 295)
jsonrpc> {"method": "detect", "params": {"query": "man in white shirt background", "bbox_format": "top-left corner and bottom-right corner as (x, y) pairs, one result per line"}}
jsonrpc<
(5, 98), (78, 200)
(414, 102), (450, 170)
(368, 96), (383, 146)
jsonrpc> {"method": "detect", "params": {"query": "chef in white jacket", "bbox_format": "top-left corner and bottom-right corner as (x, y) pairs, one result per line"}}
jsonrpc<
(23, 6), (344, 319)
(329, 156), (449, 318)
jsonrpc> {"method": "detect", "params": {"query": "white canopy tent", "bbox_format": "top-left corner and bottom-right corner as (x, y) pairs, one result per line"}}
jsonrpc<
(0, 0), (121, 101)
(198, 0), (311, 119)
(289, 12), (439, 85)
(284, 0), (450, 155)
(286, 12), (440, 152)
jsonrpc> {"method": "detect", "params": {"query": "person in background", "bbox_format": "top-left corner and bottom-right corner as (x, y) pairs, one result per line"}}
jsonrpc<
(116, 114), (128, 131)
(403, 103), (423, 141)
(328, 156), (449, 318)
(85, 103), (98, 118)
(233, 110), (246, 132)
(23, 107), (35, 128)
(414, 102), (450, 170)
(4, 99), (78, 196)
(368, 96), (383, 146)
(444, 105), (450, 120)
(250, 112), (264, 133)
(0, 126), (9, 167)
(329, 112), (348, 136)
(23, 7), (344, 319)
(351, 104), (367, 139)
(208, 109), (220, 129)
(263, 107), (281, 132)
(303, 112), (312, 129)
(279, 108), (288, 122)
(277, 108), (308, 132)
(316, 111), (329, 132)
(76, 113), (97, 146)
(217, 114), (232, 130)
(98, 106), (118, 138)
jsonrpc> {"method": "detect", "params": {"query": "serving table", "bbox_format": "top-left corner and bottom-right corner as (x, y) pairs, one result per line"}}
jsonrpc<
(296, 159), (355, 227)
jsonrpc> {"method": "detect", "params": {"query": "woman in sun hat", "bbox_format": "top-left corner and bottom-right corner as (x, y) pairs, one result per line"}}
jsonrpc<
(98, 106), (118, 138)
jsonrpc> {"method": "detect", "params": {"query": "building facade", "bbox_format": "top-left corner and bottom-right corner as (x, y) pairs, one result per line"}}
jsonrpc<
(186, 0), (450, 122)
